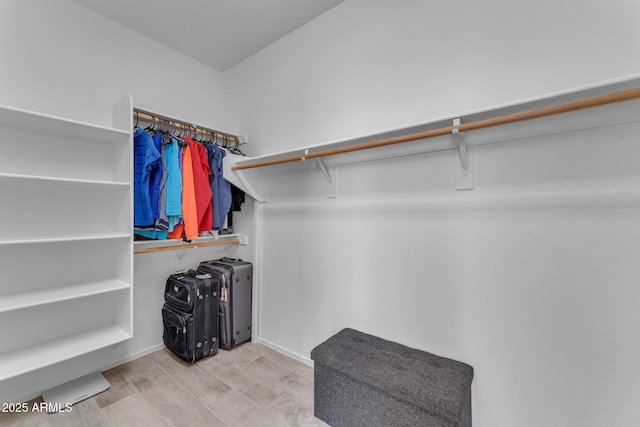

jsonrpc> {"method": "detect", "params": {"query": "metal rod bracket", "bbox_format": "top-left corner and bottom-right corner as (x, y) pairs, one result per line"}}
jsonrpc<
(453, 118), (468, 170)
(304, 149), (332, 183)
(453, 118), (474, 191)
(452, 117), (462, 136)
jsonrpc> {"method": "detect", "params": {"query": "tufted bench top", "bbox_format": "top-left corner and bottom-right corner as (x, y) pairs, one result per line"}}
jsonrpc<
(311, 328), (474, 422)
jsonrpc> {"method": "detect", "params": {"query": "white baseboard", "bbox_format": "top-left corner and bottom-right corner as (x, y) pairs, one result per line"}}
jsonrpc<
(256, 337), (314, 367)
(102, 344), (165, 372)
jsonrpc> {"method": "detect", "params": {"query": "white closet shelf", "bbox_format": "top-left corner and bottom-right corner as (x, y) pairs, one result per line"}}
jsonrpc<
(0, 325), (131, 381)
(225, 75), (640, 202)
(0, 172), (129, 189)
(0, 279), (130, 313)
(0, 104), (130, 145)
(0, 233), (130, 247)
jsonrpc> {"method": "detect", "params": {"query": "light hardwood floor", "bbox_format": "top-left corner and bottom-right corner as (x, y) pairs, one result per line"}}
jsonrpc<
(0, 343), (329, 427)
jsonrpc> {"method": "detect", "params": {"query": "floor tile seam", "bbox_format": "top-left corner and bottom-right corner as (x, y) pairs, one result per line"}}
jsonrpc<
(239, 354), (264, 368)
(94, 370), (139, 410)
(82, 398), (118, 427)
(243, 366), (290, 385)
(115, 355), (164, 386)
(202, 397), (240, 425)
(270, 388), (313, 410)
(261, 358), (312, 381)
(203, 355), (256, 391)
(265, 389), (317, 425)
(243, 403), (293, 427)
(282, 369), (314, 384)
(143, 379), (229, 427)
(154, 354), (213, 385)
(245, 356), (300, 384)
(262, 400), (299, 427)
(265, 390), (292, 411)
(143, 357), (229, 425)
(236, 383), (289, 411)
(102, 391), (178, 427)
(207, 369), (240, 393)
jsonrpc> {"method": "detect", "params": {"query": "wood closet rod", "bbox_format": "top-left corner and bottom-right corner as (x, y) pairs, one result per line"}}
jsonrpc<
(134, 109), (240, 143)
(231, 87), (640, 171)
(134, 239), (240, 254)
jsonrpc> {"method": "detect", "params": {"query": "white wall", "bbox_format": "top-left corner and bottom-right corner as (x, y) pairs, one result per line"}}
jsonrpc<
(0, 0), (226, 127)
(224, 0), (640, 156)
(224, 1), (640, 426)
(0, 0), (250, 403)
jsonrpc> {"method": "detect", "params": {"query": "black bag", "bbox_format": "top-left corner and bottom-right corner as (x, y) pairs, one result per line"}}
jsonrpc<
(162, 270), (220, 363)
(198, 257), (252, 350)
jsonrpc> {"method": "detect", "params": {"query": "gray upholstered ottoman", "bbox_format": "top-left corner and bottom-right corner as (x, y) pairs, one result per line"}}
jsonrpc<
(311, 328), (473, 427)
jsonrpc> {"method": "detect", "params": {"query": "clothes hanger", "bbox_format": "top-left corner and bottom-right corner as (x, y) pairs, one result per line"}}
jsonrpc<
(194, 126), (205, 143)
(172, 121), (187, 147)
(160, 119), (172, 144)
(172, 123), (187, 147)
(232, 138), (245, 156)
(144, 116), (160, 134)
(201, 130), (210, 144)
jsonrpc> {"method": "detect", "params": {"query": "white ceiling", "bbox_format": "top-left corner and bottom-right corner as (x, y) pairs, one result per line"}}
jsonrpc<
(72, 0), (345, 72)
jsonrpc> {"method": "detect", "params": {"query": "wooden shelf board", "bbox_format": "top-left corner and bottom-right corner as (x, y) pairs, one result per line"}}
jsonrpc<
(133, 233), (244, 249)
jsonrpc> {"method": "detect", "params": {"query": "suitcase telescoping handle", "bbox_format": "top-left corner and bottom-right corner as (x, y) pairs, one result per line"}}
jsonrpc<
(186, 269), (212, 280)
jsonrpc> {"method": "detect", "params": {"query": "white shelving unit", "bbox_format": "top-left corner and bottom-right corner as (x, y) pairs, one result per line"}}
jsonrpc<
(0, 97), (133, 382)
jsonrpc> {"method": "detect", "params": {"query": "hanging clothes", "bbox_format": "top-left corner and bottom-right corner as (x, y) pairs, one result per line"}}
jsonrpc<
(224, 184), (246, 233)
(231, 184), (246, 212)
(148, 133), (164, 220)
(206, 144), (228, 230)
(204, 144), (232, 230)
(135, 135), (177, 240)
(133, 114), (243, 241)
(205, 144), (221, 230)
(168, 141), (198, 241)
(183, 136), (213, 233)
(216, 148), (232, 230)
(133, 128), (161, 227)
(164, 137), (183, 231)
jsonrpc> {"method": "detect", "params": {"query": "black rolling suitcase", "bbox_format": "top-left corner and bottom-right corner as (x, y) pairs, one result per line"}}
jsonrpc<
(162, 270), (220, 363)
(198, 257), (252, 350)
